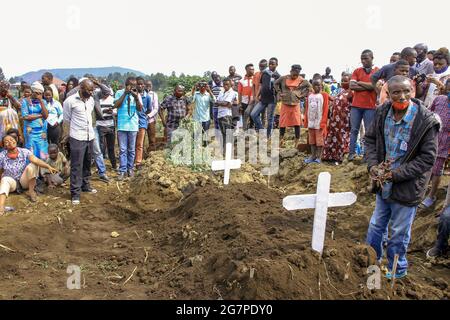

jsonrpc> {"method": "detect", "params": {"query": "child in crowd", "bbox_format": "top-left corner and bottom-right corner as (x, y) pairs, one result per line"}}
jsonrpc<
(41, 144), (70, 188)
(303, 79), (329, 164)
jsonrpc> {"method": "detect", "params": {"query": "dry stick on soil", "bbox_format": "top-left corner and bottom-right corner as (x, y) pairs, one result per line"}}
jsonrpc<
(123, 266), (138, 286)
(0, 243), (15, 253)
(322, 260), (359, 297)
(288, 264), (294, 280)
(144, 248), (149, 264)
(391, 254), (400, 290)
(116, 181), (123, 195)
(213, 285), (224, 300)
(134, 231), (141, 240)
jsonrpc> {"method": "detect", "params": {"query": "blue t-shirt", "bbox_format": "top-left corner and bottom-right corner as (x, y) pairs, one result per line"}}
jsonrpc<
(138, 91), (152, 129)
(114, 90), (140, 132)
(192, 92), (213, 122)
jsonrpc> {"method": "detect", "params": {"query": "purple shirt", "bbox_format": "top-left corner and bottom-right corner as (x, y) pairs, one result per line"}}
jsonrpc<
(0, 148), (32, 180)
(430, 95), (450, 158)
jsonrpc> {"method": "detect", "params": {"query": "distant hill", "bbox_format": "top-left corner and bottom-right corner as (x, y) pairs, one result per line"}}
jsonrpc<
(18, 67), (146, 83)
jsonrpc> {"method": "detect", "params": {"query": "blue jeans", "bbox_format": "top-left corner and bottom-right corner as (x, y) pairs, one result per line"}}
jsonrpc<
(118, 131), (137, 174)
(93, 128), (106, 175)
(349, 107), (375, 155)
(366, 195), (417, 274)
(251, 101), (275, 136)
(436, 206), (450, 251)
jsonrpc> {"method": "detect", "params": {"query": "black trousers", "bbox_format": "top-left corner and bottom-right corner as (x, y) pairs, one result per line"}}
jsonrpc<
(69, 137), (93, 200)
(97, 125), (116, 169)
(218, 116), (234, 154)
(47, 124), (62, 145)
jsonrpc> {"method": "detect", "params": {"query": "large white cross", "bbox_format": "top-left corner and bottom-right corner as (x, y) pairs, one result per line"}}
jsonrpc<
(211, 143), (242, 185)
(283, 172), (357, 254)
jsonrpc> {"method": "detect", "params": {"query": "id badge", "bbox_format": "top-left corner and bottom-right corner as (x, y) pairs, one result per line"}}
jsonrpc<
(400, 141), (408, 152)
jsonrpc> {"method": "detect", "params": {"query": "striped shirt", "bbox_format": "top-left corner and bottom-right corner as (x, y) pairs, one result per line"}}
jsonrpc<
(96, 96), (115, 127)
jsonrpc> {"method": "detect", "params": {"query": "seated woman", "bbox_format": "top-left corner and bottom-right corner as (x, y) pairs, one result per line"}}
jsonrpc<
(0, 135), (57, 215)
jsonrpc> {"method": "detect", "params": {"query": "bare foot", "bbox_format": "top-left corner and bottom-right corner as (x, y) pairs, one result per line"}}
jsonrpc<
(29, 191), (38, 203)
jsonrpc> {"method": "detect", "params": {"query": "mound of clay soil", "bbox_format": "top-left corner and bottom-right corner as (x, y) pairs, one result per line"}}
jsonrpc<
(124, 182), (448, 300)
(134, 151), (267, 201)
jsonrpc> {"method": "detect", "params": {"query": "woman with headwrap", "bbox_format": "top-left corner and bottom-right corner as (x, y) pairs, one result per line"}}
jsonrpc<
(21, 81), (49, 159)
(274, 65), (311, 149)
(0, 80), (22, 148)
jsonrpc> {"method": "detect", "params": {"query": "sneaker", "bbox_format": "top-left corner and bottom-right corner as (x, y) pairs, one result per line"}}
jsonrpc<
(128, 170), (135, 178)
(82, 188), (98, 194)
(313, 159), (321, 164)
(348, 153), (356, 161)
(426, 246), (444, 259)
(385, 270), (407, 280)
(72, 199), (80, 205)
(99, 175), (110, 183)
(117, 173), (125, 181)
(304, 157), (315, 164)
(421, 197), (436, 208)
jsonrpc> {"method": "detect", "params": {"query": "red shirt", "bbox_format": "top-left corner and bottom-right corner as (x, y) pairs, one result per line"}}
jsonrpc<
(238, 75), (254, 104)
(351, 67), (379, 109)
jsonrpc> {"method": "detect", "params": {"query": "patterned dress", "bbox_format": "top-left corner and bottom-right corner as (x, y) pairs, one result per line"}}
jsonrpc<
(21, 99), (48, 160)
(323, 88), (352, 162)
(429, 95), (450, 175)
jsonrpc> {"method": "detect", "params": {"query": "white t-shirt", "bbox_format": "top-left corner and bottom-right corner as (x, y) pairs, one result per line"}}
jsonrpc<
(424, 69), (450, 107)
(307, 93), (324, 129)
(217, 89), (237, 118)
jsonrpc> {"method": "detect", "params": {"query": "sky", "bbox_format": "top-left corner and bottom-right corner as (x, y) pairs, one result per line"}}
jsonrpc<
(2, 0), (448, 79)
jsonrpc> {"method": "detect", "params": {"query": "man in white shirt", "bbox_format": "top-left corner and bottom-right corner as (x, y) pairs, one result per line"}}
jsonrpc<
(62, 79), (98, 205)
(216, 79), (237, 154)
(145, 80), (159, 152)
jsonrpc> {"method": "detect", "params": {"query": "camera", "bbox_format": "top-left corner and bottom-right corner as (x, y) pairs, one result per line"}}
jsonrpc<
(415, 73), (427, 84)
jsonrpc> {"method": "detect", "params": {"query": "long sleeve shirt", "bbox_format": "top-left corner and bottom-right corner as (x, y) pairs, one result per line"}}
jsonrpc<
(63, 92), (95, 141)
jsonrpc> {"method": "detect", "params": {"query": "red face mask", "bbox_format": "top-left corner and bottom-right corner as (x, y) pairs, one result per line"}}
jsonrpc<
(341, 83), (350, 90)
(7, 149), (19, 160)
(392, 100), (410, 111)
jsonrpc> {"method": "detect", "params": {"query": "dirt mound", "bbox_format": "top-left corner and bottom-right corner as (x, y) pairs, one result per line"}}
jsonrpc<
(126, 183), (447, 299)
(0, 148), (448, 300)
(134, 151), (267, 201)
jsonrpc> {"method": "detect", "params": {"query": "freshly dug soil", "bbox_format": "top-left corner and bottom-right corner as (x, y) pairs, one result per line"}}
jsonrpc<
(0, 150), (448, 300)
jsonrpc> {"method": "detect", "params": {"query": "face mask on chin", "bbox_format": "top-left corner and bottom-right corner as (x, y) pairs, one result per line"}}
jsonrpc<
(435, 65), (449, 74)
(392, 100), (410, 111)
(341, 83), (350, 90)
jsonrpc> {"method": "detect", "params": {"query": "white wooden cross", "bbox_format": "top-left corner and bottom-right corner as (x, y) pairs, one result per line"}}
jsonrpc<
(283, 172), (357, 254)
(211, 143), (242, 185)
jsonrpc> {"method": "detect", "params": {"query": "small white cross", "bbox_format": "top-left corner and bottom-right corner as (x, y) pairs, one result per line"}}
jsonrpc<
(211, 143), (242, 185)
(283, 172), (357, 254)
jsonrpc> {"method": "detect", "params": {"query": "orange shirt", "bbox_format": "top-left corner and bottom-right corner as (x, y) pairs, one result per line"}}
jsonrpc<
(238, 75), (254, 104)
(285, 77), (302, 89)
(351, 67), (379, 109)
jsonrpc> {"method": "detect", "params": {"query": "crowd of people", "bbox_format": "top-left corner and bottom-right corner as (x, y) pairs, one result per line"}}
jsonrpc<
(0, 42), (448, 279)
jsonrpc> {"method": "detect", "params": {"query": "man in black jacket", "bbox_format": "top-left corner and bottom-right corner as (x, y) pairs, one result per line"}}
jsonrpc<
(365, 75), (440, 280)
